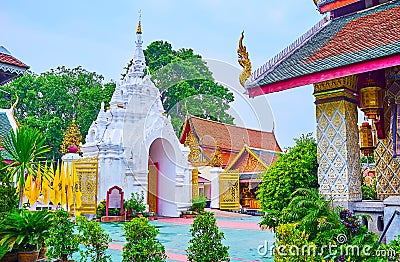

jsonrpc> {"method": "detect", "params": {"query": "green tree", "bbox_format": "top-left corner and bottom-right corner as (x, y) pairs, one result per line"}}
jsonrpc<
(76, 216), (111, 262)
(187, 211), (229, 262)
(0, 66), (115, 159)
(257, 133), (318, 229)
(281, 188), (342, 243)
(123, 41), (235, 134)
(122, 217), (166, 262)
(1, 126), (50, 208)
(46, 209), (80, 262)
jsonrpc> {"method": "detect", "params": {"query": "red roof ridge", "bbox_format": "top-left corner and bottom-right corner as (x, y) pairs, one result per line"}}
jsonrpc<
(0, 53), (29, 69)
(189, 114), (276, 135)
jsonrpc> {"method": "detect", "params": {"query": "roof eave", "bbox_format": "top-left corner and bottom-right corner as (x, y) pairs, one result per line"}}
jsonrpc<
(247, 52), (400, 97)
(318, 0), (360, 13)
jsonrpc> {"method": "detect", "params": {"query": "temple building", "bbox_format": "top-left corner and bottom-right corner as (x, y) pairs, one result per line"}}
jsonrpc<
(0, 46), (28, 158)
(81, 20), (192, 217)
(241, 0), (400, 240)
(0, 46), (28, 86)
(180, 115), (281, 210)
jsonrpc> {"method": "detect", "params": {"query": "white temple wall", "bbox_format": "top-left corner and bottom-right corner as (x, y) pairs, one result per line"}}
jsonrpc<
(149, 138), (178, 217)
(97, 153), (127, 203)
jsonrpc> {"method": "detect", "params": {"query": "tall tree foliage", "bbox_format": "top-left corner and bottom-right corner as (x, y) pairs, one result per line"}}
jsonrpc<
(0, 66), (115, 159)
(123, 41), (235, 134)
(257, 133), (318, 229)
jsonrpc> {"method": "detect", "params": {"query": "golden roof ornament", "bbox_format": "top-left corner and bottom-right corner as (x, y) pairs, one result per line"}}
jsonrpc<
(136, 10), (142, 34)
(184, 130), (202, 163)
(10, 94), (21, 127)
(237, 30), (252, 87)
(208, 142), (223, 167)
(60, 119), (83, 155)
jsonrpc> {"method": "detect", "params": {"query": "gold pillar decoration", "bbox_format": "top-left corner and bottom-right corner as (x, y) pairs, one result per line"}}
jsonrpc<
(237, 31), (252, 87)
(314, 75), (361, 205)
(192, 168), (199, 199)
(208, 142), (223, 167)
(61, 119), (83, 155)
(375, 67), (400, 198)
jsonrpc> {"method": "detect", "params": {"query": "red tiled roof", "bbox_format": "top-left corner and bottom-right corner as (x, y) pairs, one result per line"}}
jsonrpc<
(0, 53), (29, 69)
(183, 116), (281, 153)
(307, 6), (400, 63)
(247, 1), (400, 95)
(180, 115), (282, 166)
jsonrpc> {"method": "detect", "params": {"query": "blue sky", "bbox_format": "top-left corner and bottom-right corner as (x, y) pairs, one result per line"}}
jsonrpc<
(1, 0), (324, 148)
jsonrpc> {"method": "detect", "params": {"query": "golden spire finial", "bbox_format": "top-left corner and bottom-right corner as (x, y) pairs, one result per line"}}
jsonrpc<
(237, 30), (252, 87)
(136, 10), (142, 34)
(61, 119), (83, 155)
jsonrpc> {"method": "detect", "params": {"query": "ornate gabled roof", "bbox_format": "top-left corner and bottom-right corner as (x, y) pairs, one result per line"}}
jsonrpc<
(246, 1), (400, 96)
(224, 145), (279, 173)
(0, 46), (29, 85)
(180, 115), (282, 166)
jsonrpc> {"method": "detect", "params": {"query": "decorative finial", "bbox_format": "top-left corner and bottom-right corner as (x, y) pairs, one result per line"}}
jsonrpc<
(136, 10), (142, 34)
(61, 119), (83, 155)
(237, 30), (252, 87)
(184, 101), (189, 116)
(10, 94), (21, 127)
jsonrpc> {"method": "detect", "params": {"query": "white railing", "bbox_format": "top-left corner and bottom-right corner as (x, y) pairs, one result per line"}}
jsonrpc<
(250, 16), (330, 82)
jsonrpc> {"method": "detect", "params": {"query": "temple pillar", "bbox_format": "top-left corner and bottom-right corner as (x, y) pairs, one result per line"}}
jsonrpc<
(375, 67), (400, 199)
(210, 166), (223, 209)
(314, 75), (362, 208)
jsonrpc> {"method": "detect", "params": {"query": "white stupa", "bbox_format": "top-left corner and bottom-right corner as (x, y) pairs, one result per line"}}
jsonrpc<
(82, 19), (192, 217)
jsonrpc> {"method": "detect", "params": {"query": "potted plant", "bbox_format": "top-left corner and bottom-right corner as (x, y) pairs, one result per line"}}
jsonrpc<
(45, 209), (80, 262)
(124, 191), (146, 219)
(0, 209), (53, 262)
(76, 216), (112, 262)
(0, 244), (17, 262)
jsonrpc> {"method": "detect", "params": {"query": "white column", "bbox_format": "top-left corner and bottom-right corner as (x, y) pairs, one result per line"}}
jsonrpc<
(210, 167), (224, 209)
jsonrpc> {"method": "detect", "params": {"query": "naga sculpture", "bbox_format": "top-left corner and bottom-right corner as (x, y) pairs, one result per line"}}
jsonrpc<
(237, 31), (252, 87)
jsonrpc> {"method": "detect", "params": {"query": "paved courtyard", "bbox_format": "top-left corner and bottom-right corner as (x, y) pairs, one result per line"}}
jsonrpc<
(100, 210), (275, 261)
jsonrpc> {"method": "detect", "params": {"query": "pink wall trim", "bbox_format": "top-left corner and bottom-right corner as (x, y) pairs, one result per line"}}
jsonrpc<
(249, 53), (400, 97)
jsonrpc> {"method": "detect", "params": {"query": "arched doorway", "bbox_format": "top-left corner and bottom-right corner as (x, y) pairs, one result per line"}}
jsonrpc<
(148, 138), (176, 217)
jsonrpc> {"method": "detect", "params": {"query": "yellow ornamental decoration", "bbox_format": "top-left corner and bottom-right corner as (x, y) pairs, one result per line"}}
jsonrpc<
(238, 31), (252, 87)
(60, 119), (83, 155)
(209, 143), (223, 167)
(184, 130), (202, 163)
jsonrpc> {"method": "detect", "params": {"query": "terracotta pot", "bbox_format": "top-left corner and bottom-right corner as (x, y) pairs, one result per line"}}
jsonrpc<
(0, 252), (18, 262)
(17, 250), (39, 262)
(38, 245), (47, 259)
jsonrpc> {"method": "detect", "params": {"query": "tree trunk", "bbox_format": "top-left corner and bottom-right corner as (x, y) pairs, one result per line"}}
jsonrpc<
(18, 187), (24, 209)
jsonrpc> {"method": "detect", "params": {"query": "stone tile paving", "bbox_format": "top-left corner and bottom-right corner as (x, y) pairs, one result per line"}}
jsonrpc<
(99, 212), (275, 261)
